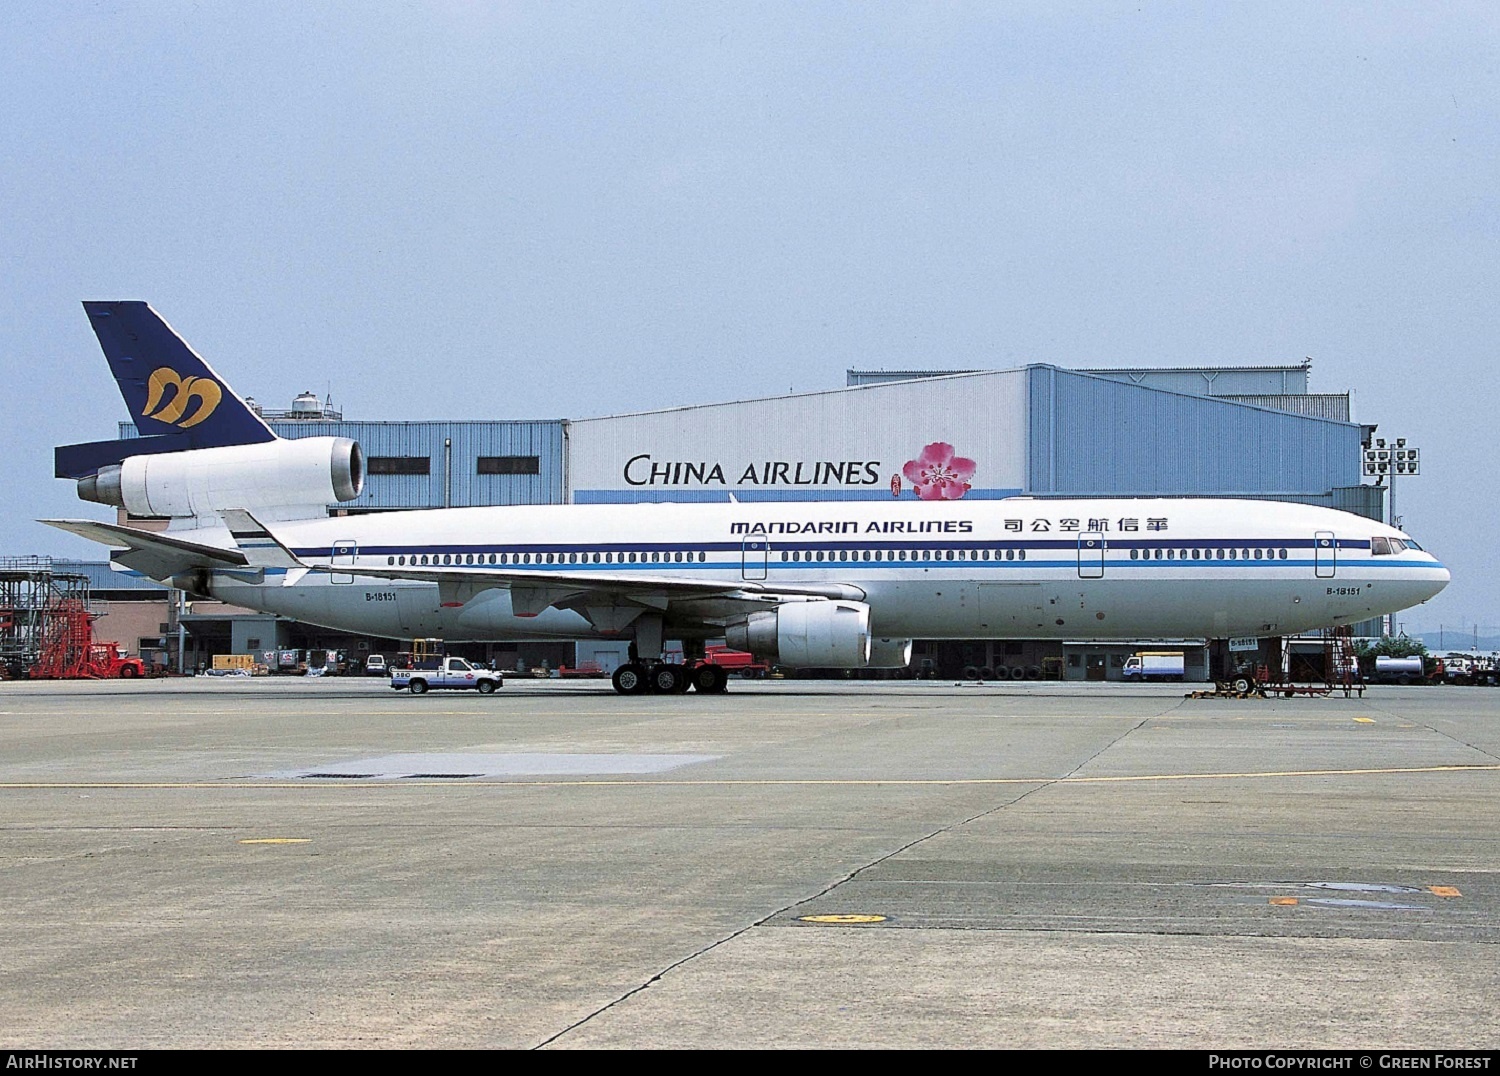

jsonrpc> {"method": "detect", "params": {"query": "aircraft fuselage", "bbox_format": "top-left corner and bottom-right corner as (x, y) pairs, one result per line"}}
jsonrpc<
(188, 496), (1446, 643)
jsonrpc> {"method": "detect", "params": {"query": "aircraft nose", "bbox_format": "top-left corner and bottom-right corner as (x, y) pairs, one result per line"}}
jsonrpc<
(1420, 561), (1451, 602)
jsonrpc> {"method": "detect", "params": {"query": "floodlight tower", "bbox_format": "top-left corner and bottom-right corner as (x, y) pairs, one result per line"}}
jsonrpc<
(1362, 436), (1420, 530)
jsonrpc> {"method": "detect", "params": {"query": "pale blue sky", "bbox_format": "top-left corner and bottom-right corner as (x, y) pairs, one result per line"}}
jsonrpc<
(2, 2), (1495, 632)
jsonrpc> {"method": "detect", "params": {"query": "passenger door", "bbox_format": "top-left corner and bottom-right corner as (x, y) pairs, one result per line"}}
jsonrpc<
(742, 537), (769, 581)
(331, 541), (357, 584)
(1314, 531), (1336, 579)
(1077, 532), (1105, 579)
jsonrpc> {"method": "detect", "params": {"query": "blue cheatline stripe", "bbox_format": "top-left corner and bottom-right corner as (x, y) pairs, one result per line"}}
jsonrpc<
(236, 558), (1437, 577)
(267, 559), (1440, 577)
(307, 534), (1374, 555)
(283, 551), (1436, 571)
(573, 487), (1026, 503)
(295, 537), (1369, 559)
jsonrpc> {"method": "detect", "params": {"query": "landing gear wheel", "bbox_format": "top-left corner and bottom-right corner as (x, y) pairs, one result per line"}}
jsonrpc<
(692, 665), (729, 694)
(612, 663), (649, 695)
(690, 664), (720, 692)
(672, 665), (694, 693)
(649, 664), (682, 694)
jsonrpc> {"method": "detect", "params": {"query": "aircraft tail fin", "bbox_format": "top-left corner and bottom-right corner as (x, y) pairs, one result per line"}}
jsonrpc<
(82, 301), (277, 449)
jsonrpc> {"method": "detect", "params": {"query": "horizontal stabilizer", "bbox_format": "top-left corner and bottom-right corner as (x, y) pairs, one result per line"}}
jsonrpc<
(54, 433), (197, 480)
(40, 518), (247, 569)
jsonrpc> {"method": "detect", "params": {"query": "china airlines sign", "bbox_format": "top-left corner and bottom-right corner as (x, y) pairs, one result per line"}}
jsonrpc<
(621, 442), (977, 500)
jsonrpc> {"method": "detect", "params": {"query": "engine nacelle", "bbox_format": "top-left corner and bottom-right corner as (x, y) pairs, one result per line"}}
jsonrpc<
(78, 437), (363, 519)
(725, 600), (872, 669)
(868, 637), (914, 669)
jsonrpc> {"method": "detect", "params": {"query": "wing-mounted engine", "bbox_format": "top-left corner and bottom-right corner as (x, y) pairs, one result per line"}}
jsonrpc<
(77, 437), (363, 521)
(725, 599), (873, 669)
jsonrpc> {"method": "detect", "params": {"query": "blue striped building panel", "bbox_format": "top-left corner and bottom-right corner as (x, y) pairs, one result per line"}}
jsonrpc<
(52, 559), (168, 592)
(280, 421), (565, 509)
(1027, 367), (1362, 497)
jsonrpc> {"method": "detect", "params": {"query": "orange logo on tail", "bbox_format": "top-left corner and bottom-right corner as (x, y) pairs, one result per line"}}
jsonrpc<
(143, 368), (222, 428)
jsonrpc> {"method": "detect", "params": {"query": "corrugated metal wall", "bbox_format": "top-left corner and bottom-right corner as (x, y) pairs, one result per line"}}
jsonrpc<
(54, 558), (167, 592)
(1027, 367), (1362, 497)
(1329, 484), (1386, 520)
(282, 421), (565, 509)
(1219, 394), (1351, 421)
(1077, 365), (1310, 395)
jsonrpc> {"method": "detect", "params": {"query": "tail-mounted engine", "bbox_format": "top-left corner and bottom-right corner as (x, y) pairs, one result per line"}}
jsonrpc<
(77, 437), (363, 519)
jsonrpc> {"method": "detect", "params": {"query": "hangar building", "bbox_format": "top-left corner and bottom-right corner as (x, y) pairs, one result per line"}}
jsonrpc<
(96, 360), (1385, 679)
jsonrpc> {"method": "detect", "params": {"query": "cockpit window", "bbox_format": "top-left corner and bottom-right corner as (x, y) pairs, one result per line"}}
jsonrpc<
(1371, 537), (1392, 556)
(1404, 539), (1423, 551)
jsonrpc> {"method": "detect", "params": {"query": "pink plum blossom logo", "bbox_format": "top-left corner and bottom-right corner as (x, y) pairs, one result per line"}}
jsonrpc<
(902, 442), (976, 501)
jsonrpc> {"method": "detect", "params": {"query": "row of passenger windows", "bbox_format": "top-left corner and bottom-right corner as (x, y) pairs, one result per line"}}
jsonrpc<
(1130, 547), (1288, 561)
(779, 548), (1027, 562)
(381, 546), (1303, 567)
(386, 551), (711, 566)
(382, 549), (1032, 566)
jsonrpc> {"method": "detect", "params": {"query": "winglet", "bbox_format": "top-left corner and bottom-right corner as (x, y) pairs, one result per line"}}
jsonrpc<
(221, 509), (305, 569)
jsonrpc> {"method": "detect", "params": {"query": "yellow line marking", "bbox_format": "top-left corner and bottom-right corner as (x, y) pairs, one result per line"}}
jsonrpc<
(1353, 717), (1375, 724)
(0, 763), (1495, 791)
(1429, 886), (1462, 898)
(1269, 897), (1299, 906)
(237, 838), (310, 844)
(799, 914), (887, 924)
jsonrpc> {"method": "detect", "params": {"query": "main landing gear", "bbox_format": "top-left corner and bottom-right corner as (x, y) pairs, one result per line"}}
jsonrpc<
(611, 662), (730, 695)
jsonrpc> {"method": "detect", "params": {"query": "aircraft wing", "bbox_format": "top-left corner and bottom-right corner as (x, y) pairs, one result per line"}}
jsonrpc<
(303, 560), (865, 616)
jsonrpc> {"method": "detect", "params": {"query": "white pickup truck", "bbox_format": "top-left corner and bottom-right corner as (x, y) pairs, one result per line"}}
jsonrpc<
(390, 657), (504, 695)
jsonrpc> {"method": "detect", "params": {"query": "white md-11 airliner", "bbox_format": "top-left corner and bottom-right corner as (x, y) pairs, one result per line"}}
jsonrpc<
(47, 302), (1449, 695)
